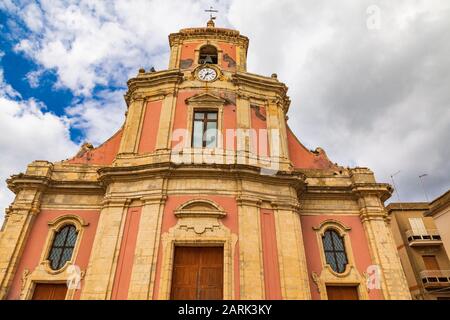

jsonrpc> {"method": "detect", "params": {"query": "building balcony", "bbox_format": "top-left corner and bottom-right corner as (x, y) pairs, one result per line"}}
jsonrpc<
(420, 270), (450, 290)
(405, 229), (442, 246)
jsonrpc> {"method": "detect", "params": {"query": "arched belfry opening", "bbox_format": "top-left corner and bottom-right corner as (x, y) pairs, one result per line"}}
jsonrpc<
(198, 45), (218, 64)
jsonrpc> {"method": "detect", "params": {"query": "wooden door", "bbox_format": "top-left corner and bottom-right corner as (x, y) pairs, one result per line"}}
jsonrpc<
(170, 246), (223, 300)
(423, 255), (440, 270)
(326, 285), (359, 300)
(32, 283), (67, 300)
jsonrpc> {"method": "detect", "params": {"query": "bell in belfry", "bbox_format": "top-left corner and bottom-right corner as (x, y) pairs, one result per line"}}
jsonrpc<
(203, 55), (214, 64)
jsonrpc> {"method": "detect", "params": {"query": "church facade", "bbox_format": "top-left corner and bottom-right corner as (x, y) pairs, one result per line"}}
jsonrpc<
(0, 21), (411, 300)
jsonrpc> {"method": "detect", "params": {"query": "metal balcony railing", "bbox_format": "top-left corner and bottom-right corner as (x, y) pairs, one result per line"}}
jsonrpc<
(405, 229), (442, 246)
(420, 270), (450, 289)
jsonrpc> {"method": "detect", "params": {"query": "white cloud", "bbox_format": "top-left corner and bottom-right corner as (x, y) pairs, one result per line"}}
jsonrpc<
(0, 64), (78, 226)
(228, 0), (450, 202)
(0, 0), (448, 230)
(65, 89), (125, 145)
(11, 0), (217, 95)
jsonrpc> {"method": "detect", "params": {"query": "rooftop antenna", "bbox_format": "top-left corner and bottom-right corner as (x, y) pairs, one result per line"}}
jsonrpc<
(419, 174), (429, 202)
(390, 171), (402, 202)
(205, 6), (218, 27)
(390, 170), (404, 210)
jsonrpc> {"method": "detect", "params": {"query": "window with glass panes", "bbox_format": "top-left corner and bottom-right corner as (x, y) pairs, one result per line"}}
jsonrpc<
(47, 225), (78, 270)
(322, 229), (348, 273)
(192, 111), (218, 148)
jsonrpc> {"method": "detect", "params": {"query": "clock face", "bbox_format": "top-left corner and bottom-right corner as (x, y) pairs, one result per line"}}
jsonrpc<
(197, 67), (217, 81)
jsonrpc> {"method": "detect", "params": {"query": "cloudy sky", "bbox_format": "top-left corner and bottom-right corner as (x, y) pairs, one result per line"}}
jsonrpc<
(0, 0), (449, 224)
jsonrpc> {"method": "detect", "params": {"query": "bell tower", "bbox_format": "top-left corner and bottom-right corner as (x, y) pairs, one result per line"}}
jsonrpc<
(115, 17), (292, 172)
(0, 15), (412, 302)
(167, 19), (249, 72)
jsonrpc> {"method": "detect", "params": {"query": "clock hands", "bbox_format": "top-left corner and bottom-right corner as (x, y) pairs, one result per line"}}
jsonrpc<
(199, 68), (216, 81)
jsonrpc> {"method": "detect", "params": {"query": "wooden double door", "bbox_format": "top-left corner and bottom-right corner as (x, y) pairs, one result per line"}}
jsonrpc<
(326, 285), (359, 300)
(32, 283), (67, 300)
(170, 246), (224, 300)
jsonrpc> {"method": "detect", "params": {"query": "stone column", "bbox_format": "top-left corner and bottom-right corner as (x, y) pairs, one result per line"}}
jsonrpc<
(351, 168), (411, 300)
(236, 94), (251, 157)
(273, 203), (311, 300)
(266, 100), (290, 173)
(155, 93), (177, 151)
(127, 195), (166, 300)
(118, 95), (146, 155)
(237, 196), (265, 299)
(277, 106), (290, 161)
(0, 161), (50, 300)
(236, 44), (247, 72)
(168, 40), (181, 69)
(80, 198), (128, 300)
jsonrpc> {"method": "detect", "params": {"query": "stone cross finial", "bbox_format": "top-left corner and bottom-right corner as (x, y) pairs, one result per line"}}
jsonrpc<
(205, 6), (218, 27)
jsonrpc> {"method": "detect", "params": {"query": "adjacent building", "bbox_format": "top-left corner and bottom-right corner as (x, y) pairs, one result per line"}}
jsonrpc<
(0, 20), (411, 300)
(387, 190), (450, 300)
(426, 190), (450, 259)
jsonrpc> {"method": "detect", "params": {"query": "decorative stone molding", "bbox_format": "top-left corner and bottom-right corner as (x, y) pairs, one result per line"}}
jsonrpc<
(312, 219), (369, 300)
(311, 265), (369, 300)
(40, 215), (88, 275)
(169, 27), (249, 49)
(174, 199), (226, 219)
(183, 92), (226, 150)
(20, 265), (86, 300)
(185, 92), (228, 106)
(18, 214), (88, 299)
(158, 199), (236, 299)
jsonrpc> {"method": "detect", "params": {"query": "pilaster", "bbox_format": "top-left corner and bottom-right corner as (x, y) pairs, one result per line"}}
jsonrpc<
(236, 196), (265, 299)
(155, 93), (178, 150)
(127, 195), (166, 299)
(118, 95), (146, 155)
(80, 198), (129, 300)
(266, 100), (288, 161)
(351, 168), (411, 300)
(236, 94), (251, 155)
(0, 160), (51, 299)
(272, 202), (311, 299)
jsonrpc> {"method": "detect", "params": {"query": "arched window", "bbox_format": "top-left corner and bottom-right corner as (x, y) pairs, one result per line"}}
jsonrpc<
(48, 224), (78, 270)
(198, 45), (218, 64)
(322, 229), (348, 273)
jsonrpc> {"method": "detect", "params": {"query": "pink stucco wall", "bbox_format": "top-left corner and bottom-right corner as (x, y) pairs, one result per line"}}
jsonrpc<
(260, 209), (282, 299)
(287, 126), (335, 170)
(65, 129), (123, 165)
(300, 214), (383, 300)
(7, 210), (100, 300)
(138, 100), (163, 154)
(152, 195), (240, 299)
(111, 206), (142, 300)
(250, 105), (268, 157)
(179, 41), (237, 72)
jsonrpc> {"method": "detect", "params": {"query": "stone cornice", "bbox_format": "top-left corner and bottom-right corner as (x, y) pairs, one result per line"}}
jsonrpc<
(6, 174), (50, 194)
(125, 69), (184, 106)
(425, 189), (450, 217)
(185, 92), (229, 106)
(302, 182), (393, 202)
(169, 27), (249, 52)
(232, 72), (290, 111)
(97, 162), (306, 191)
(7, 173), (104, 195)
(351, 182), (393, 202)
(386, 202), (429, 212)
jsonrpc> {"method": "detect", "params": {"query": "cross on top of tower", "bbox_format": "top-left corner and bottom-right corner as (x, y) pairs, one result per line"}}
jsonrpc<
(205, 6), (218, 28)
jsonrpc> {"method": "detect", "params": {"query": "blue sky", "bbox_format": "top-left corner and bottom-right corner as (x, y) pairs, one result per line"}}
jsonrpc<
(1, 9), (82, 139)
(0, 0), (449, 224)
